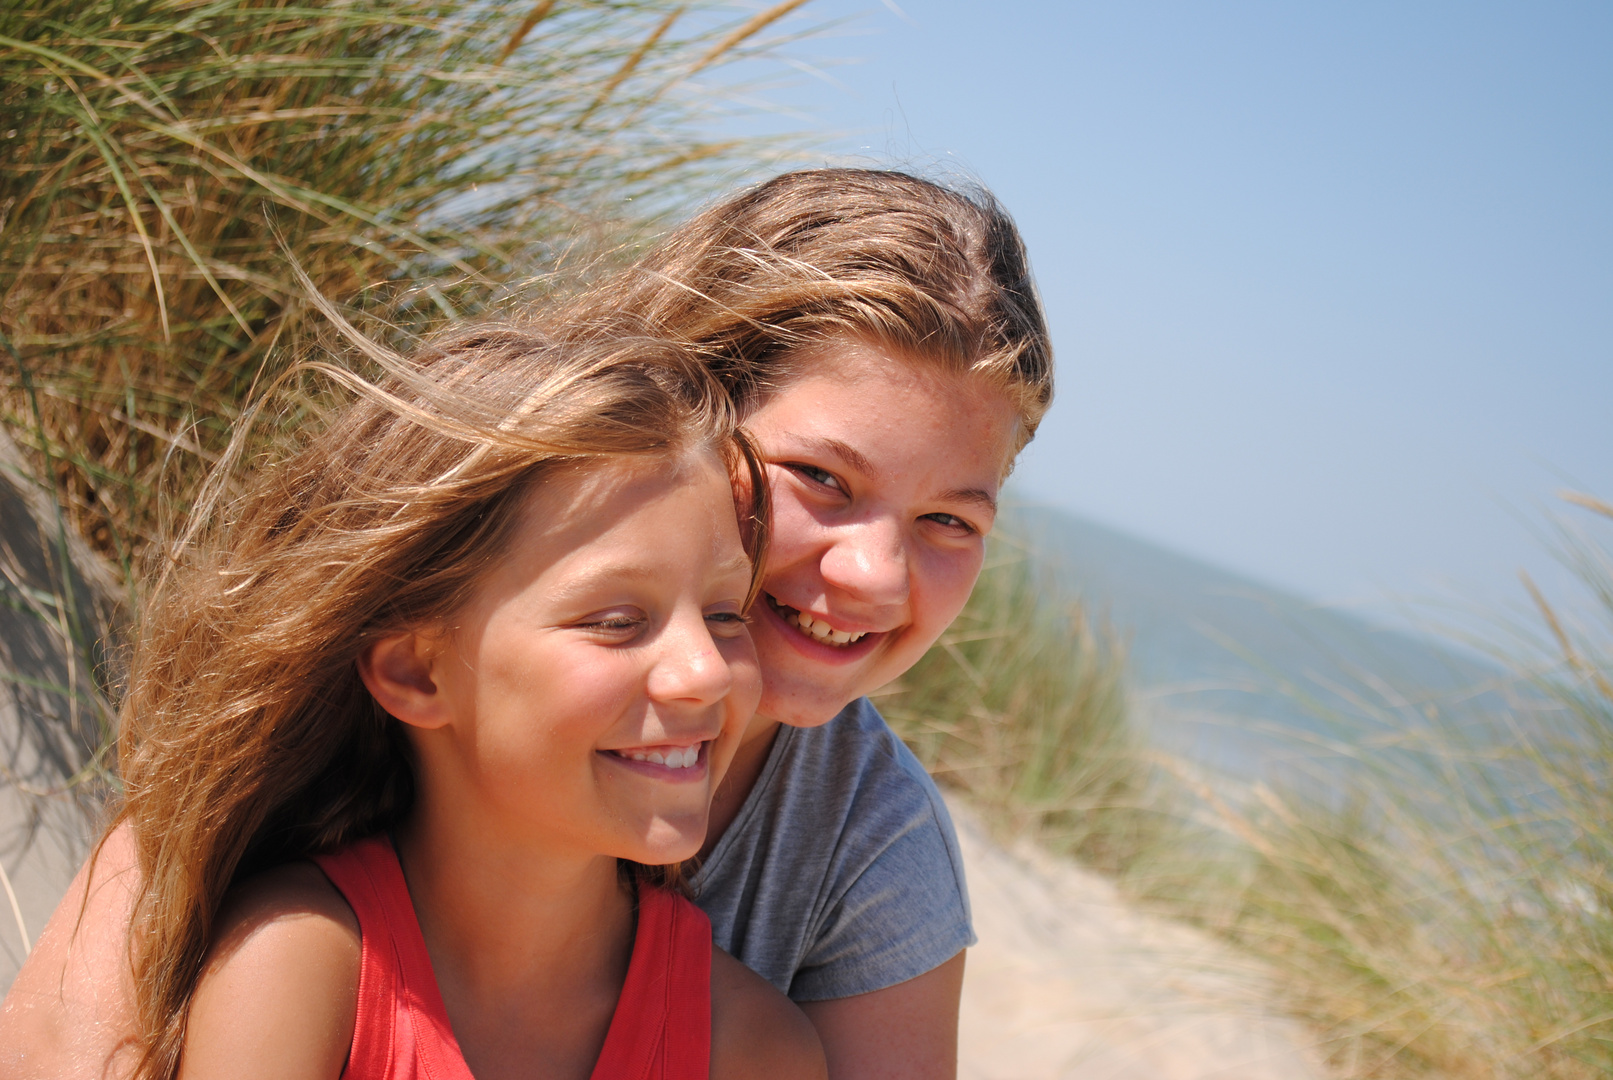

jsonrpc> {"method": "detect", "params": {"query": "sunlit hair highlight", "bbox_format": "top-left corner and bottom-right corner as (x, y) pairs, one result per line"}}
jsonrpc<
(559, 168), (1054, 453)
(113, 314), (766, 1080)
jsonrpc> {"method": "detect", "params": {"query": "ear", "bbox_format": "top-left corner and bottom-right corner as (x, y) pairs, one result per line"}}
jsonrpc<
(357, 631), (453, 731)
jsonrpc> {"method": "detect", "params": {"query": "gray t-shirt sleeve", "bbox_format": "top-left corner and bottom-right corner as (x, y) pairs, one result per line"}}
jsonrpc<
(691, 698), (975, 1002)
(787, 761), (974, 1000)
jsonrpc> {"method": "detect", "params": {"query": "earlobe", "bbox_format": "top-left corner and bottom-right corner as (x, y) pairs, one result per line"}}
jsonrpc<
(357, 632), (452, 730)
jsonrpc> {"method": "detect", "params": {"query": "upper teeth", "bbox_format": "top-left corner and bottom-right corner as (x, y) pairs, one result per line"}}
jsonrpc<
(626, 746), (700, 768)
(773, 600), (867, 646)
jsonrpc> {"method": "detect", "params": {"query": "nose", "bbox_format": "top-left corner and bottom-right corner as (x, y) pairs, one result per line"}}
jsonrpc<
(818, 516), (911, 607)
(646, 610), (735, 708)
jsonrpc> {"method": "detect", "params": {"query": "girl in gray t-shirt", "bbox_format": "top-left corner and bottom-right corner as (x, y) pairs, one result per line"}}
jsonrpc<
(570, 168), (1052, 1076)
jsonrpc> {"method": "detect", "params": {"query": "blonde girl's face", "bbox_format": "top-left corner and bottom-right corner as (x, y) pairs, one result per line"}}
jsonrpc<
(408, 450), (761, 867)
(744, 339), (1021, 728)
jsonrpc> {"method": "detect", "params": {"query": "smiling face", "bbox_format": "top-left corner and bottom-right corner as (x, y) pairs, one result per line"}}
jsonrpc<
(744, 338), (1021, 727)
(391, 450), (762, 867)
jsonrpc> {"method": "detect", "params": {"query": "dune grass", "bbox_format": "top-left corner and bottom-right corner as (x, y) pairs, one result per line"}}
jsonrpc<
(886, 500), (1613, 1077)
(0, 0), (815, 582)
(1097, 496), (1613, 1078)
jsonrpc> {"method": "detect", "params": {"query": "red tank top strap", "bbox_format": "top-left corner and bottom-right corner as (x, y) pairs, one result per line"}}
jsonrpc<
(313, 837), (711, 1080)
(590, 886), (713, 1080)
(312, 835), (474, 1080)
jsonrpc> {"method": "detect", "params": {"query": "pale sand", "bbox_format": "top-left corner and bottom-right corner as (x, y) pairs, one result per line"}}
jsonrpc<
(951, 795), (1325, 1080)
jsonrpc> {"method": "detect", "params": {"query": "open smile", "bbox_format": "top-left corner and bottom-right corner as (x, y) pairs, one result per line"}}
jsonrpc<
(601, 741), (710, 783)
(764, 594), (883, 650)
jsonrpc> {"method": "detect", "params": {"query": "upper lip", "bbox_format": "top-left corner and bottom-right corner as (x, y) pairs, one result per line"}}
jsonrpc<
(602, 730), (717, 754)
(766, 594), (891, 637)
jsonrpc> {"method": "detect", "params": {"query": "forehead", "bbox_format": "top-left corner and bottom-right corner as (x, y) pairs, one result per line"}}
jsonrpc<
(506, 451), (743, 573)
(748, 339), (1020, 481)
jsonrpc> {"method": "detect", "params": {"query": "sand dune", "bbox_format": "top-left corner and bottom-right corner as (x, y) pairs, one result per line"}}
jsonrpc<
(952, 796), (1324, 1080)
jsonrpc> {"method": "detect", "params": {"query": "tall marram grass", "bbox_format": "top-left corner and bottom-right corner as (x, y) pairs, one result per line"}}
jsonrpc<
(880, 537), (1155, 872)
(0, 0), (813, 580)
(891, 503), (1613, 1076)
(1125, 493), (1613, 1078)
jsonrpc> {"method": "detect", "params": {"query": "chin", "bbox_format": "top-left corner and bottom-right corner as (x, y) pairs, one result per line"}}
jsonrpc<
(756, 679), (858, 728)
(630, 815), (708, 865)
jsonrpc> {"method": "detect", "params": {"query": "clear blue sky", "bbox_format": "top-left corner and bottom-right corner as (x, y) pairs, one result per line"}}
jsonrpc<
(718, 0), (1612, 624)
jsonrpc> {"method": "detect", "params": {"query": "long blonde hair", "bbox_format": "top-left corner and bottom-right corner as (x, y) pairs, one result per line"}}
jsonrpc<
(114, 318), (767, 1080)
(560, 168), (1055, 450)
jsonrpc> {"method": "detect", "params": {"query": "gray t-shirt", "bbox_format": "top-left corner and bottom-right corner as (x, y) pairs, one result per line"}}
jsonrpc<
(689, 697), (976, 1002)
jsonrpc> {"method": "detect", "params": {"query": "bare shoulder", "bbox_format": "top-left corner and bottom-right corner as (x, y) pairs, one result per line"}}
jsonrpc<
(178, 861), (360, 1080)
(0, 820), (143, 1080)
(709, 948), (826, 1080)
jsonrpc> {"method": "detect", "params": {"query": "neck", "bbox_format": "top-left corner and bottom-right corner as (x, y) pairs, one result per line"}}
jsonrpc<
(395, 796), (634, 1013)
(699, 711), (782, 862)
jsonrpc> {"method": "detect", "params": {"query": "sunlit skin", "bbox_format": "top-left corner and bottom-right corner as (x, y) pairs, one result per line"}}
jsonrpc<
(706, 338), (1021, 858)
(377, 449), (763, 874)
(172, 451), (792, 1080)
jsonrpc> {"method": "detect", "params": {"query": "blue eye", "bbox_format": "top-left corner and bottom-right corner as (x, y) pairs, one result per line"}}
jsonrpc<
(786, 463), (842, 491)
(922, 512), (976, 534)
(705, 610), (750, 636)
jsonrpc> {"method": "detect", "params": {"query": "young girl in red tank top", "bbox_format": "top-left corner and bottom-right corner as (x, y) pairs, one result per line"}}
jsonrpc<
(105, 319), (825, 1080)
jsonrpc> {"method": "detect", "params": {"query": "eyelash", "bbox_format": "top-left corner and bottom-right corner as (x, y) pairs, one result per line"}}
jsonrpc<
(785, 463), (841, 490)
(923, 512), (976, 534)
(579, 611), (748, 635)
(582, 615), (644, 632)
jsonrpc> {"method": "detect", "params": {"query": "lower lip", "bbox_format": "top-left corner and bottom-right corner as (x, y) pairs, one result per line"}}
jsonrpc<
(757, 599), (883, 664)
(599, 746), (710, 784)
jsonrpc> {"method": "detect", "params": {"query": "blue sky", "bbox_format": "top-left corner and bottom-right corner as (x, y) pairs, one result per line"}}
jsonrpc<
(717, 0), (1612, 625)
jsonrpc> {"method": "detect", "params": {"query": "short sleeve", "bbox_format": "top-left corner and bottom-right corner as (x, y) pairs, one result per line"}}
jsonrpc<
(786, 766), (976, 1001)
(693, 698), (977, 1003)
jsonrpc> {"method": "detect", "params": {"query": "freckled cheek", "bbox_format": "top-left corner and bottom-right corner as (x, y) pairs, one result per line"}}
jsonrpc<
(908, 547), (986, 646)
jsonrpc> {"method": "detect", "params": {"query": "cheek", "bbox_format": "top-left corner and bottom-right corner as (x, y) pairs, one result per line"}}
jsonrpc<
(474, 642), (631, 757)
(724, 636), (764, 713)
(908, 543), (986, 642)
(759, 487), (823, 579)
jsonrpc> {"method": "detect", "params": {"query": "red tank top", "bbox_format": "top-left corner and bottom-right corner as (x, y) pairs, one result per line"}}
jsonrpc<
(312, 835), (711, 1080)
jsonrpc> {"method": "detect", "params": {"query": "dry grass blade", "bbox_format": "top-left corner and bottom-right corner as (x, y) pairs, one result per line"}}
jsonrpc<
(688, 0), (816, 77)
(497, 0), (560, 64)
(1561, 490), (1613, 520)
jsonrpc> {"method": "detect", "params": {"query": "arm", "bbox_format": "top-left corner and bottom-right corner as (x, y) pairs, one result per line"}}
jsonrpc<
(0, 821), (143, 1080)
(798, 951), (965, 1080)
(710, 948), (826, 1080)
(177, 863), (360, 1080)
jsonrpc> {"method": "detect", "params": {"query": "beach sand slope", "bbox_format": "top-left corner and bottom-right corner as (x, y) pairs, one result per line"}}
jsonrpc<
(952, 796), (1324, 1080)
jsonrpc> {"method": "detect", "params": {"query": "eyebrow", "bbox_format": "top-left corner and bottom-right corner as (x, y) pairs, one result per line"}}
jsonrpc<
(941, 488), (999, 515)
(795, 436), (876, 477)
